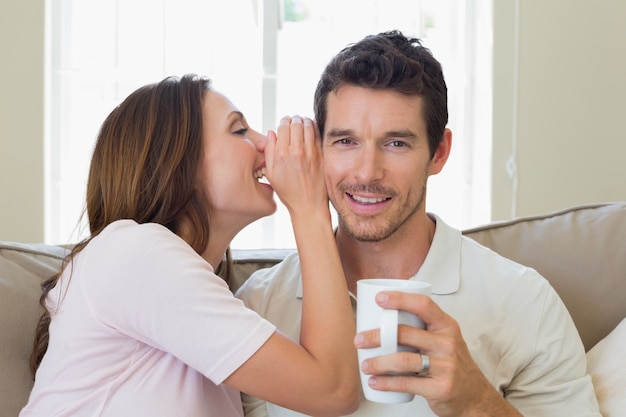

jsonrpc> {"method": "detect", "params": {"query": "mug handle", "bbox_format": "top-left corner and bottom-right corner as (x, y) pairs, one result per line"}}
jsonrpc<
(379, 308), (398, 355)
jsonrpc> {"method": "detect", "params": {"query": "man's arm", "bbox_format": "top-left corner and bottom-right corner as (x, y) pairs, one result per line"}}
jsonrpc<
(357, 287), (601, 417)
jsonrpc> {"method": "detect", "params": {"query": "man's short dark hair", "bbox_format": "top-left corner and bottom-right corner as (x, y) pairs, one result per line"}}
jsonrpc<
(313, 30), (448, 157)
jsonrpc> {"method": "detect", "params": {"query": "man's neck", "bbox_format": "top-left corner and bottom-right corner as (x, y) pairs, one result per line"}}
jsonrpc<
(336, 214), (436, 294)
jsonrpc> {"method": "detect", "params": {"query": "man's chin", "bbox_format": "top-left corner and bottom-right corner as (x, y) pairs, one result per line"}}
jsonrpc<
(340, 222), (392, 243)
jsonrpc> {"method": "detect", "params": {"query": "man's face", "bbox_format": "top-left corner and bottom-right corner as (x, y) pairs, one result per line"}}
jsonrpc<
(322, 85), (440, 242)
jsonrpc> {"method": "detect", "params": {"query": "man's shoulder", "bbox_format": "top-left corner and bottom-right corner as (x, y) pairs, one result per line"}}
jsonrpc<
(457, 232), (554, 301)
(236, 252), (302, 299)
(249, 251), (301, 282)
(236, 252), (304, 330)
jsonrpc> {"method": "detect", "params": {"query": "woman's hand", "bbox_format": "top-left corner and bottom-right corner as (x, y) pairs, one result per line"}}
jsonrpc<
(264, 116), (329, 221)
(228, 117), (360, 415)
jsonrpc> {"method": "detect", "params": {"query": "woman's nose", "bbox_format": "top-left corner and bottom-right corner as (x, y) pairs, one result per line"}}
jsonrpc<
(249, 130), (269, 152)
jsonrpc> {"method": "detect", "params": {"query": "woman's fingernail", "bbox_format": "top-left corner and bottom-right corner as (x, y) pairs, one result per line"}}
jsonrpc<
(354, 333), (364, 346)
(368, 376), (377, 386)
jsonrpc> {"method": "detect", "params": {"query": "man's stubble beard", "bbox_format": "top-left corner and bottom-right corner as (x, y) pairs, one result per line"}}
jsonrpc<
(333, 181), (427, 243)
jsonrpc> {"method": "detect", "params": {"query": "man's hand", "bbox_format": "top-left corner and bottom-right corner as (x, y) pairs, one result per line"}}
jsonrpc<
(354, 291), (523, 417)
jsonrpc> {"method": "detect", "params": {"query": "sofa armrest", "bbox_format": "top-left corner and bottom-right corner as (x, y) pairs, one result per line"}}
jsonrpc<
(0, 242), (68, 417)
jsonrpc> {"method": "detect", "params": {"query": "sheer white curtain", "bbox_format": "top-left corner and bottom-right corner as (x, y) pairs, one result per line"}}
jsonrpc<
(45, 0), (492, 248)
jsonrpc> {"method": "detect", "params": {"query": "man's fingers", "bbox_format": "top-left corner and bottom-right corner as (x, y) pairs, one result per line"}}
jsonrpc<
(375, 291), (451, 332)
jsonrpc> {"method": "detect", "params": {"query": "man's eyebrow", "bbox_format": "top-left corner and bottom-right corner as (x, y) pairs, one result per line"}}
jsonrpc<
(385, 130), (418, 140)
(326, 128), (353, 138)
(326, 128), (418, 140)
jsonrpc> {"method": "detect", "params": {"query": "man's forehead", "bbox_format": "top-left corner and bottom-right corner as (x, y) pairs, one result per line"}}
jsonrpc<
(324, 87), (425, 134)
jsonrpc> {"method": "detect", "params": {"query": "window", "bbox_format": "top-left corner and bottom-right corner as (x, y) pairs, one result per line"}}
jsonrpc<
(45, 0), (492, 248)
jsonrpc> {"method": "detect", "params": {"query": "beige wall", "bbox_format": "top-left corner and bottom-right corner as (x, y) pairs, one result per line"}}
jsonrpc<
(492, 0), (626, 220)
(1, 1), (625, 242)
(0, 0), (45, 242)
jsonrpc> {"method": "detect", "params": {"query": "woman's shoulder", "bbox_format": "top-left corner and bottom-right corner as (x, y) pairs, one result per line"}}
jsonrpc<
(76, 220), (222, 314)
(94, 220), (194, 256)
(81, 220), (208, 281)
(100, 219), (173, 241)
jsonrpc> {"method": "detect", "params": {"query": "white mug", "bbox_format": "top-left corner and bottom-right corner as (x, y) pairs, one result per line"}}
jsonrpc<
(356, 278), (431, 404)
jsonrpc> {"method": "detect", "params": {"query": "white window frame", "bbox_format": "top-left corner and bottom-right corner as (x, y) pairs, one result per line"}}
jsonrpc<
(45, 0), (492, 248)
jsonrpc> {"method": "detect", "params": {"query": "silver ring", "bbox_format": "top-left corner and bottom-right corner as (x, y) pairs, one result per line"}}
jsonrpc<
(419, 353), (430, 376)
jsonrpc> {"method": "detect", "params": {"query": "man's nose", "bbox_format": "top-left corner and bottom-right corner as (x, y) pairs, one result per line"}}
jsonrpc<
(353, 147), (383, 182)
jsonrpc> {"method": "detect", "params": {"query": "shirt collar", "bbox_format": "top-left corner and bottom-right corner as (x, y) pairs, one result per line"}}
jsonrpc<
(411, 213), (460, 295)
(296, 213), (460, 298)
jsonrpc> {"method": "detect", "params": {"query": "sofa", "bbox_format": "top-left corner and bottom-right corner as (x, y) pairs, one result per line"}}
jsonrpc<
(1, 202), (625, 417)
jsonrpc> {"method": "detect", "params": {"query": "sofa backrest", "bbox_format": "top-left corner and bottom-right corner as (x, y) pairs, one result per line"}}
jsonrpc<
(463, 202), (626, 351)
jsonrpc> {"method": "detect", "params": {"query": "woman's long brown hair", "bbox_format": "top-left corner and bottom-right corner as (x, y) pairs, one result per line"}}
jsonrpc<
(30, 74), (233, 375)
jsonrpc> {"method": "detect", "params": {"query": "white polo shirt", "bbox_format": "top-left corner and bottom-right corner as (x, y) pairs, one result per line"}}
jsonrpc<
(236, 215), (601, 417)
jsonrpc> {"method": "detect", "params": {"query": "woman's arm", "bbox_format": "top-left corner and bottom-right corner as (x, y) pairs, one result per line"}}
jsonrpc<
(224, 116), (359, 416)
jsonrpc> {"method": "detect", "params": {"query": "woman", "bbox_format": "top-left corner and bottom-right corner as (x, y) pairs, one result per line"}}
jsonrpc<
(21, 74), (359, 416)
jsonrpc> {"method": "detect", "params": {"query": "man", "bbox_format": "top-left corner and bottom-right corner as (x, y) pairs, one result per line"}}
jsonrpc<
(236, 30), (601, 417)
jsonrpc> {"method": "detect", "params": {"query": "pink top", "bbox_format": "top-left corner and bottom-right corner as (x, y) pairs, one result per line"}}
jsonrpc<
(20, 220), (275, 417)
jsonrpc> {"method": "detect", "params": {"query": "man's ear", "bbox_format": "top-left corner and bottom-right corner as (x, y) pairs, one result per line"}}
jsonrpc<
(429, 128), (452, 175)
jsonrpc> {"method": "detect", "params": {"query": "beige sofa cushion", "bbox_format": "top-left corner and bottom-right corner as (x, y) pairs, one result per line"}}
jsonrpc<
(464, 202), (626, 351)
(0, 242), (68, 417)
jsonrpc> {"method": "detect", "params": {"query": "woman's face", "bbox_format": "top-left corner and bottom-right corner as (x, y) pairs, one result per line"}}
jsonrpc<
(199, 89), (276, 237)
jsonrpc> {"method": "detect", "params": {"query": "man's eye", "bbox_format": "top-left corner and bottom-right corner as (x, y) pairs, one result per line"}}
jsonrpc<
(233, 128), (248, 136)
(335, 138), (353, 145)
(389, 140), (409, 148)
